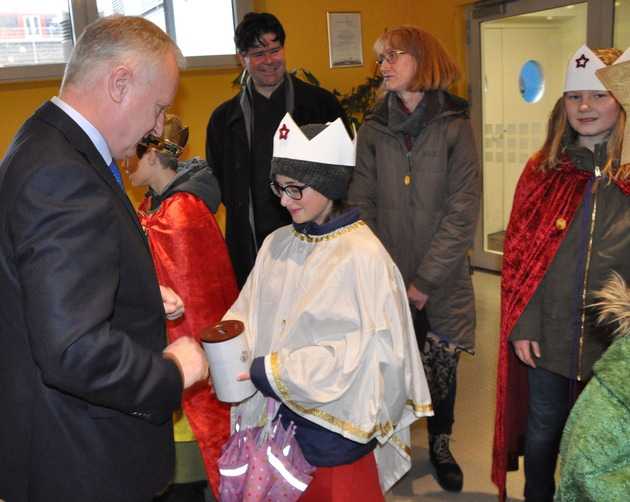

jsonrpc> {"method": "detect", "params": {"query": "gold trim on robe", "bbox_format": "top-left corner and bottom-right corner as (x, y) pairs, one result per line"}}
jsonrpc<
(226, 220), (433, 492)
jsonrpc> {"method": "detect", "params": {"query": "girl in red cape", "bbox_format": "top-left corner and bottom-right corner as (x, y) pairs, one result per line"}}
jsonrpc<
(492, 46), (630, 502)
(127, 115), (239, 501)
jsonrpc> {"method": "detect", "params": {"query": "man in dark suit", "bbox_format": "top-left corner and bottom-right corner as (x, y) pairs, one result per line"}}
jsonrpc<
(206, 12), (347, 287)
(0, 16), (208, 502)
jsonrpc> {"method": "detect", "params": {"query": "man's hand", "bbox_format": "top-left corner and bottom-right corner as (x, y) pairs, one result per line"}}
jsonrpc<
(512, 340), (541, 368)
(407, 284), (429, 311)
(163, 337), (208, 389)
(160, 285), (184, 320)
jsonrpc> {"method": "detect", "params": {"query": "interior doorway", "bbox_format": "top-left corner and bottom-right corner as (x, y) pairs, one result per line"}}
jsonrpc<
(468, 0), (615, 271)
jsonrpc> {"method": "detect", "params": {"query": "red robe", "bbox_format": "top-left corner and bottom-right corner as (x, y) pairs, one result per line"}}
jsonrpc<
(491, 154), (630, 500)
(139, 192), (239, 495)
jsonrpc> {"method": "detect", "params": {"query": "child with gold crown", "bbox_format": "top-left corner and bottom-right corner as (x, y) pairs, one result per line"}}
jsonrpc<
(492, 46), (630, 501)
(223, 113), (433, 501)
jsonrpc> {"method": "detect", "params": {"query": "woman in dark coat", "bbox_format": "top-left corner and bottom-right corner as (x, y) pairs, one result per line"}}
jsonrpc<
(347, 25), (480, 493)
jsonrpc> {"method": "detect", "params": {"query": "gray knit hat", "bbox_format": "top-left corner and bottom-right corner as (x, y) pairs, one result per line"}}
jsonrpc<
(270, 116), (355, 200)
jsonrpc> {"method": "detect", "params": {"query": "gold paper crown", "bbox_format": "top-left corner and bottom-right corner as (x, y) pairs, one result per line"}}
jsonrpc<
(138, 114), (189, 159)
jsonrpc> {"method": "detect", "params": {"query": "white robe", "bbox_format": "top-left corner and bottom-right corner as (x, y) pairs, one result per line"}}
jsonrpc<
(226, 219), (433, 491)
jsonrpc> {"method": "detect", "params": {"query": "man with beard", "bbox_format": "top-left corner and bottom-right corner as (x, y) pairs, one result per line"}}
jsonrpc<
(206, 12), (346, 287)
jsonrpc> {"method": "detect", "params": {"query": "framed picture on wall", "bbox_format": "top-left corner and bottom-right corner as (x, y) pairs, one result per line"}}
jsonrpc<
(327, 12), (363, 68)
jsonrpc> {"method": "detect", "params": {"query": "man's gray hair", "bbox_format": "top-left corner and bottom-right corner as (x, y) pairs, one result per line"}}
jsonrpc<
(61, 15), (185, 91)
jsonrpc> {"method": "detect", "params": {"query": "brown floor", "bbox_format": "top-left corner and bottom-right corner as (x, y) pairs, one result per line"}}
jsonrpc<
(387, 270), (525, 501)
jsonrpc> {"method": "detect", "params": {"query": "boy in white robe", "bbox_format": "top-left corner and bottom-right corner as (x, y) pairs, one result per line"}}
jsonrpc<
(227, 113), (433, 500)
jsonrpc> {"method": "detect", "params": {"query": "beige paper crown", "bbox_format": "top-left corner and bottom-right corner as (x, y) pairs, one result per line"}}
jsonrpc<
(596, 57), (630, 166)
(273, 113), (355, 167)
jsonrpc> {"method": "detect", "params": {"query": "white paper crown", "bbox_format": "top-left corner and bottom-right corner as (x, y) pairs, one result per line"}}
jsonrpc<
(616, 47), (630, 64)
(564, 45), (607, 92)
(272, 113), (356, 167)
(565, 45), (630, 92)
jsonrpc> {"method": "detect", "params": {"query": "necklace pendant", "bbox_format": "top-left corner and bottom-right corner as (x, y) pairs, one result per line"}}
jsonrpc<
(404, 175), (411, 186)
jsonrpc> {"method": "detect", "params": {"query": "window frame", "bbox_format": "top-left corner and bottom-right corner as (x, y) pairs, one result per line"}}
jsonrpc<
(0, 0), (252, 83)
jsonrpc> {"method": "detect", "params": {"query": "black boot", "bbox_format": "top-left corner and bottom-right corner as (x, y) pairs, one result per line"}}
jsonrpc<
(429, 433), (463, 492)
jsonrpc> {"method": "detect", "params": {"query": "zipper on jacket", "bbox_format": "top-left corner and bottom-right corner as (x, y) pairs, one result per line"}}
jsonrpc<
(576, 167), (601, 380)
(402, 131), (414, 186)
(405, 151), (413, 185)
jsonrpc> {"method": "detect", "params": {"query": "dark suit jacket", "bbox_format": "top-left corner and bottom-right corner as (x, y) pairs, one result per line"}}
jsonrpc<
(0, 101), (183, 502)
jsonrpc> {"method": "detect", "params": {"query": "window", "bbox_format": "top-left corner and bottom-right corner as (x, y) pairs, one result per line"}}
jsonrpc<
(97, 1), (168, 32)
(25, 16), (43, 37)
(0, 0), (252, 82)
(518, 60), (545, 104)
(172, 1), (236, 57)
(0, 16), (19, 30)
(96, 0), (237, 58)
(0, 2), (72, 70)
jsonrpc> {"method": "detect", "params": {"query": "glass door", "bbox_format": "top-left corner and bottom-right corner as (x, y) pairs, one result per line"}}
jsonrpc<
(614, 0), (630, 48)
(468, 0), (614, 271)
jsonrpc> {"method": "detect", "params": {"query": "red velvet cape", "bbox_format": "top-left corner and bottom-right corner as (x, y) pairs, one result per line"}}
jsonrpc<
(491, 154), (630, 500)
(139, 193), (239, 495)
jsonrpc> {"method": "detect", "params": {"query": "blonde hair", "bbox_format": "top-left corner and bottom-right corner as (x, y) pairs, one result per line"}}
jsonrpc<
(590, 271), (630, 338)
(537, 48), (628, 181)
(374, 26), (460, 92)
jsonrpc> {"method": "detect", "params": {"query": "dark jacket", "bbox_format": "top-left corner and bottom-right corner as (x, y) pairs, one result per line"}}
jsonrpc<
(510, 144), (630, 380)
(206, 74), (346, 287)
(348, 91), (480, 350)
(0, 102), (182, 502)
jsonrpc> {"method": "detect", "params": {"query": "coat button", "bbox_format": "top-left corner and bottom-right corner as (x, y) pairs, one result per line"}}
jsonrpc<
(555, 217), (567, 231)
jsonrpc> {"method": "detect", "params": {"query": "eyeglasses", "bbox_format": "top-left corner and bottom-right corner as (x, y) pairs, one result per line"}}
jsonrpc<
(270, 180), (309, 200)
(376, 49), (407, 65)
(243, 45), (283, 62)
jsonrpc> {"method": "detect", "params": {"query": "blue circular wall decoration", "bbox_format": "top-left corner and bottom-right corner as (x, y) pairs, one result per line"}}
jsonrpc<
(519, 60), (545, 103)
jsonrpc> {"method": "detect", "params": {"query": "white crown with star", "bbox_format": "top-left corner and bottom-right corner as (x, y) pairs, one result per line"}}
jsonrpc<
(272, 113), (355, 167)
(564, 45), (629, 92)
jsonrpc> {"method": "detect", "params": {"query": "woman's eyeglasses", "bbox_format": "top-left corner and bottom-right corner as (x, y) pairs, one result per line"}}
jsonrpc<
(376, 49), (406, 65)
(270, 181), (309, 200)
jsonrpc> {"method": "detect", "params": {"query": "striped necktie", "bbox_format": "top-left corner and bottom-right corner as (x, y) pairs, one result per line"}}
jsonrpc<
(108, 159), (123, 188)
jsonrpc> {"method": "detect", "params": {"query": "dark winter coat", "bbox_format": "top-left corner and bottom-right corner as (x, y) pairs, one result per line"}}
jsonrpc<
(348, 90), (480, 350)
(509, 143), (630, 380)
